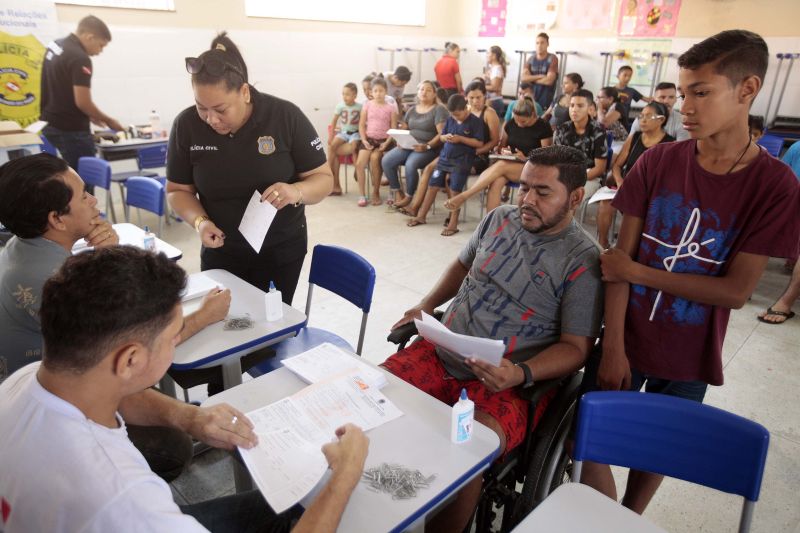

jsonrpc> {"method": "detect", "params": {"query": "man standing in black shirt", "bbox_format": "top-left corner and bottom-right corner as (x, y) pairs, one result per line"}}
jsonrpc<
(40, 15), (123, 184)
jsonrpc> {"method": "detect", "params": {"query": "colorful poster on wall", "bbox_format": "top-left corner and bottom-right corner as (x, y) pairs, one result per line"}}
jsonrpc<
(479, 0), (508, 37)
(560, 0), (614, 31)
(0, 1), (57, 126)
(614, 39), (672, 89)
(618, 0), (681, 38)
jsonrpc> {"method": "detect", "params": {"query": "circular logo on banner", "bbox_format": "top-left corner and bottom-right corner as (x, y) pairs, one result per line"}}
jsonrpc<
(0, 33), (45, 127)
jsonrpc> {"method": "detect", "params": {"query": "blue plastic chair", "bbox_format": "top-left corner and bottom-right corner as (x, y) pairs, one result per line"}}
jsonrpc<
(572, 391), (770, 533)
(125, 177), (165, 236)
(113, 145), (169, 223)
(757, 134), (784, 157)
(39, 135), (59, 156)
(77, 157), (117, 223)
(249, 244), (376, 377)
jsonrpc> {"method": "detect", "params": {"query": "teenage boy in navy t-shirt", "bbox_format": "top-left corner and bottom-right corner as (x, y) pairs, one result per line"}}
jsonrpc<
(407, 94), (485, 236)
(579, 29), (800, 513)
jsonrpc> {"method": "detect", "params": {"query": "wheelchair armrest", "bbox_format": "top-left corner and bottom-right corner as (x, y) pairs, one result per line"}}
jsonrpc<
(387, 321), (418, 345)
(517, 375), (571, 405)
(386, 310), (444, 346)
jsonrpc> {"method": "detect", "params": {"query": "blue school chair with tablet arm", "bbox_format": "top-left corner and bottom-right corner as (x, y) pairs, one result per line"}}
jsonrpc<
(570, 391), (770, 533)
(77, 157), (118, 223)
(124, 177), (165, 236)
(249, 244), (376, 377)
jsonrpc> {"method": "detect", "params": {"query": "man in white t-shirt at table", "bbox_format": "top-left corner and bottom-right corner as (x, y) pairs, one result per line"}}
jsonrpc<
(0, 246), (368, 533)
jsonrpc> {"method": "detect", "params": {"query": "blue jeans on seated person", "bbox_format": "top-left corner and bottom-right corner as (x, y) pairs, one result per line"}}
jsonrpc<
(381, 147), (438, 195)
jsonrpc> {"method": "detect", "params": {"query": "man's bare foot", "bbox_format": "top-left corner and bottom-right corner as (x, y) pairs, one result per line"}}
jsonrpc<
(407, 218), (426, 227)
(441, 228), (460, 236)
(370, 196), (382, 206)
(394, 196), (412, 209)
(330, 188), (343, 196)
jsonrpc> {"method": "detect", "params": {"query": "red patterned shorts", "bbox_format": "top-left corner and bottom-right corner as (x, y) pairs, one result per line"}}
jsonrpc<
(382, 339), (552, 454)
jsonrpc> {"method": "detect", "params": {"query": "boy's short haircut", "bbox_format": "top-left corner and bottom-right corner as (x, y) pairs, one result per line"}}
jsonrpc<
(618, 65), (633, 75)
(655, 81), (676, 92)
(0, 153), (71, 239)
(394, 66), (412, 82)
(677, 29), (768, 86)
(77, 15), (111, 41)
(447, 94), (467, 112)
(343, 82), (358, 95)
(571, 89), (594, 102)
(370, 77), (388, 90)
(40, 247), (186, 374)
(519, 81), (533, 92)
(537, 32), (550, 42)
(748, 114), (765, 133)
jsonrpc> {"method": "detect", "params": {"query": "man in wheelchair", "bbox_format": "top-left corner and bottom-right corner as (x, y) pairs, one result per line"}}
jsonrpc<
(382, 145), (603, 532)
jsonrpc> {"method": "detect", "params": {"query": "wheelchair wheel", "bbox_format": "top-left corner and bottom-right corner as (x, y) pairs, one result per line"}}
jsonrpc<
(509, 372), (583, 528)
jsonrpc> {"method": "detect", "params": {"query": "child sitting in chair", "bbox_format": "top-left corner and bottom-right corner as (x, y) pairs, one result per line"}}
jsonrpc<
(407, 94), (485, 236)
(327, 82), (362, 195)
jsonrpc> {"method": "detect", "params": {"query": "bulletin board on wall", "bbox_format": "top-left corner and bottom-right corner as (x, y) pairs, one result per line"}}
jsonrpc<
(613, 39), (671, 87)
(559, 0), (615, 31)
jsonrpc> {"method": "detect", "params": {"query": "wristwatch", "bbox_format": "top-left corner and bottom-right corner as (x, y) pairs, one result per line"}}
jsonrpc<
(515, 362), (535, 389)
(193, 215), (209, 232)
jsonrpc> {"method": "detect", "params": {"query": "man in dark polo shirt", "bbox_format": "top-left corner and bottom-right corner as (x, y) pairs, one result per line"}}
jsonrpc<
(40, 15), (123, 187)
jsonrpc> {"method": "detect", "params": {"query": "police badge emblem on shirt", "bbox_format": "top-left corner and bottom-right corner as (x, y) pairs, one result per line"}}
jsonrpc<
(257, 136), (276, 155)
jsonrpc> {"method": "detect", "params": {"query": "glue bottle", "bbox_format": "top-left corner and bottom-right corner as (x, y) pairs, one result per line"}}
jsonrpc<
(149, 110), (161, 139)
(142, 225), (156, 251)
(265, 281), (283, 322)
(450, 388), (474, 444)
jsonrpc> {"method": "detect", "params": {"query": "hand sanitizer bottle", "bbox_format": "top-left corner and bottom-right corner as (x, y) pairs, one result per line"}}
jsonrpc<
(265, 281), (283, 322)
(142, 225), (156, 251)
(451, 388), (474, 444)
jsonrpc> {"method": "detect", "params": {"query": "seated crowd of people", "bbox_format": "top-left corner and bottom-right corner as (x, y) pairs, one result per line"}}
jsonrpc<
(325, 34), (702, 243)
(0, 26), (799, 533)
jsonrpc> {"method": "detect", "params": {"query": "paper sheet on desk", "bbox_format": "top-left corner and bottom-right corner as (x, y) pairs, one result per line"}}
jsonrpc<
(181, 272), (224, 302)
(238, 190), (277, 253)
(414, 311), (504, 367)
(239, 371), (403, 513)
(281, 342), (387, 389)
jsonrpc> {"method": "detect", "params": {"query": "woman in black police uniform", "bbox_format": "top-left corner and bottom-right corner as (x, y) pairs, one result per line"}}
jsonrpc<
(167, 33), (332, 303)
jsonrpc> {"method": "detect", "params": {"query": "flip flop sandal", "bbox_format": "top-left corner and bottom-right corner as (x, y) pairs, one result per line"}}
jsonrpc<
(407, 219), (426, 227)
(441, 228), (460, 237)
(757, 307), (796, 324)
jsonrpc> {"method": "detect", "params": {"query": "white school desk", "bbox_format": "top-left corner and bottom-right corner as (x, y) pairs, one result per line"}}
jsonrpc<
(95, 137), (168, 160)
(71, 222), (182, 260)
(511, 482), (667, 532)
(204, 363), (501, 532)
(171, 269), (306, 391)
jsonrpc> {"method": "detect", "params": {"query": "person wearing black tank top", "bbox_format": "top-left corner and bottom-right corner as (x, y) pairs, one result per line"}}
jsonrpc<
(597, 102), (673, 248)
(444, 97), (552, 213)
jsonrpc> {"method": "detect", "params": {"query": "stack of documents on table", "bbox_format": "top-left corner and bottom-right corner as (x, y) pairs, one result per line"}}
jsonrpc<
(181, 272), (224, 302)
(414, 311), (504, 367)
(239, 371), (402, 513)
(281, 342), (387, 389)
(587, 186), (617, 204)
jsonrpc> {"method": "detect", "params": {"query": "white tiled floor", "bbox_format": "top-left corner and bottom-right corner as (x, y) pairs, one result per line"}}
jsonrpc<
(112, 170), (799, 532)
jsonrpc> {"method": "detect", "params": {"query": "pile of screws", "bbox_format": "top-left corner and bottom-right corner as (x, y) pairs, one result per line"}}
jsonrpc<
(223, 314), (254, 330)
(362, 463), (436, 500)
